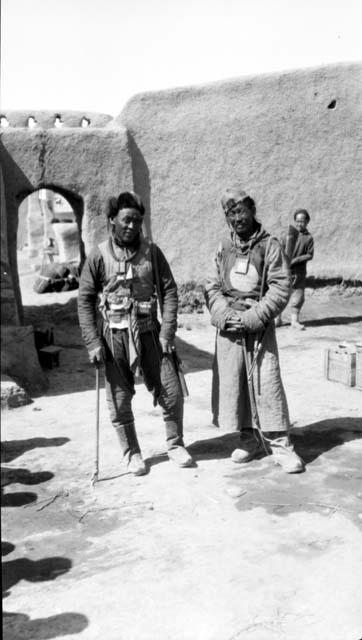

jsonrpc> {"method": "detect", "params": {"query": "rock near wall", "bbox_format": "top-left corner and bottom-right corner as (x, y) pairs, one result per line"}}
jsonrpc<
(116, 63), (362, 282)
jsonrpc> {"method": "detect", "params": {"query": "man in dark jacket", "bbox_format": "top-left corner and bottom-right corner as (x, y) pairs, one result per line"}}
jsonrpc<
(78, 191), (193, 475)
(205, 186), (304, 473)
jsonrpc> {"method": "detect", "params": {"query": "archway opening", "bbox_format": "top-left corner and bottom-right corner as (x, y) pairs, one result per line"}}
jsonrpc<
(17, 186), (85, 306)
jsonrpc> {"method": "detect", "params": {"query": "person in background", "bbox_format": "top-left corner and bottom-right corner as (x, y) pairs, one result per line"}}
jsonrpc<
(280, 209), (314, 330)
(204, 186), (304, 474)
(78, 191), (193, 476)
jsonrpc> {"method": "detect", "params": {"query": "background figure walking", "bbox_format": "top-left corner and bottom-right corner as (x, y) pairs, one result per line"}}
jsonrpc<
(279, 208), (314, 330)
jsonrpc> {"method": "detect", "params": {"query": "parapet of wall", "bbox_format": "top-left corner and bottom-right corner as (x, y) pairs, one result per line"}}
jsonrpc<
(1, 109), (113, 129)
(115, 63), (362, 282)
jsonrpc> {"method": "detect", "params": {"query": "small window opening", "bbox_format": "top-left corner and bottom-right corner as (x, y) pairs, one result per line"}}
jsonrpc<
(27, 115), (38, 128)
(327, 99), (336, 110)
(0, 114), (9, 128)
(54, 113), (64, 128)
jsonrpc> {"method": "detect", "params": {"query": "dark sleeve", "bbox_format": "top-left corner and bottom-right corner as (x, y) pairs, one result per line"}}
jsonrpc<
(77, 249), (104, 351)
(291, 235), (314, 265)
(155, 246), (178, 341)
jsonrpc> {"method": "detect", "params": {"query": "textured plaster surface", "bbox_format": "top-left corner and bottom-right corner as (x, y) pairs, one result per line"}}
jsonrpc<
(117, 63), (362, 282)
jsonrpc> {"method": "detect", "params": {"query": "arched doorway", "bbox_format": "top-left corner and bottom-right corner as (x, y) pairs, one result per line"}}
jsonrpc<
(17, 186), (85, 304)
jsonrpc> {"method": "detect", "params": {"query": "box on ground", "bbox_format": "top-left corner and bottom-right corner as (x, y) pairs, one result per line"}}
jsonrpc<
(324, 344), (356, 387)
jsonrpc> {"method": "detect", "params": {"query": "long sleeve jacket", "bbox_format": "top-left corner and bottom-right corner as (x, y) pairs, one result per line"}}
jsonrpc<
(205, 226), (292, 332)
(281, 227), (314, 288)
(78, 237), (178, 351)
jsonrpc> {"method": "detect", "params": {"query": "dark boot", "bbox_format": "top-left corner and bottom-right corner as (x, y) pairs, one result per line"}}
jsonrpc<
(231, 429), (263, 463)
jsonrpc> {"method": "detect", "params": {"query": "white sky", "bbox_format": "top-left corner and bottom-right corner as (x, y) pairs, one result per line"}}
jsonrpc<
(1, 0), (361, 117)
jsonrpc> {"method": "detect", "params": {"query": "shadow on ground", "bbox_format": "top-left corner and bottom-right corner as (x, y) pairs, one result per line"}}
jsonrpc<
(2, 611), (88, 640)
(1, 437), (70, 463)
(1, 437), (68, 507)
(2, 556), (72, 594)
(303, 315), (362, 327)
(189, 418), (362, 464)
(189, 418), (362, 522)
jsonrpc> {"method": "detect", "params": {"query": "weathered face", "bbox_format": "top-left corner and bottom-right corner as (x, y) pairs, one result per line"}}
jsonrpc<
(111, 207), (143, 244)
(295, 213), (308, 232)
(226, 202), (255, 238)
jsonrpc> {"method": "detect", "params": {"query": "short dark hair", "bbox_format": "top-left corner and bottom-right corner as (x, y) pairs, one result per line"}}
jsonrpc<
(294, 208), (310, 223)
(107, 191), (145, 219)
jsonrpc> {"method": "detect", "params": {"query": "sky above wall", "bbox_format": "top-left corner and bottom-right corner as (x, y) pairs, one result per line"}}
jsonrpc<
(1, 0), (361, 117)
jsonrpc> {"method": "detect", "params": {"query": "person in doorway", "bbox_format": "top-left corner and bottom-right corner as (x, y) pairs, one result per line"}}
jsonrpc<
(281, 209), (314, 330)
(204, 186), (304, 473)
(78, 191), (193, 476)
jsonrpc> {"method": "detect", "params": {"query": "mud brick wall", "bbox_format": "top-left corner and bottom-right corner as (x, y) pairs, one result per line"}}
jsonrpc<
(116, 63), (362, 283)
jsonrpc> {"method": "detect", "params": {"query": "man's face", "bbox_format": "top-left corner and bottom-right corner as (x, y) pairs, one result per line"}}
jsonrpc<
(226, 202), (255, 238)
(111, 207), (143, 244)
(295, 213), (308, 232)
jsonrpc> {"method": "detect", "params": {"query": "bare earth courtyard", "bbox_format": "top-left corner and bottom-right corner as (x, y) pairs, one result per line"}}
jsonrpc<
(2, 258), (362, 640)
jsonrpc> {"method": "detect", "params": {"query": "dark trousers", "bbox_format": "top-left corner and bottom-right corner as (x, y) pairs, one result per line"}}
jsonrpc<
(102, 325), (184, 453)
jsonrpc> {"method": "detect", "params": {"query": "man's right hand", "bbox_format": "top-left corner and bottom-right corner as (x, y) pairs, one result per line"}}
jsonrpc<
(225, 315), (245, 333)
(88, 346), (104, 365)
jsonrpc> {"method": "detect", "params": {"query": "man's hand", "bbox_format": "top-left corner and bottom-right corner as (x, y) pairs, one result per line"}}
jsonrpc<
(159, 337), (173, 354)
(88, 346), (104, 365)
(225, 315), (245, 334)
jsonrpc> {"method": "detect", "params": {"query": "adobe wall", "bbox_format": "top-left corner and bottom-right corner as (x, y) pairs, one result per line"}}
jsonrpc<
(115, 63), (362, 282)
(0, 116), (133, 324)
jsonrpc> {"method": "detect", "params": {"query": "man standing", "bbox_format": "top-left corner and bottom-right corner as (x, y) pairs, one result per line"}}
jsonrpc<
(205, 186), (304, 473)
(78, 191), (193, 475)
(282, 209), (314, 330)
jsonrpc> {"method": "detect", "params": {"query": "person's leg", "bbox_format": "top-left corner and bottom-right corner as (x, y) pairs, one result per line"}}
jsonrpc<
(263, 431), (304, 473)
(103, 327), (146, 475)
(290, 288), (305, 329)
(231, 328), (304, 472)
(141, 330), (193, 467)
(254, 327), (304, 472)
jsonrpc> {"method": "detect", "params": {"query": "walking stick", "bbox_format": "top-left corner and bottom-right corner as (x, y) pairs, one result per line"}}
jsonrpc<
(241, 334), (269, 456)
(91, 361), (101, 486)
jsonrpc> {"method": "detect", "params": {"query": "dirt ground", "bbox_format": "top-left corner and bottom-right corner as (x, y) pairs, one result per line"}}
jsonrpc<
(2, 255), (362, 640)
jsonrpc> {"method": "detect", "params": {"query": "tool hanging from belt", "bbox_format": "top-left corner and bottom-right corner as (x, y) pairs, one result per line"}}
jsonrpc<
(98, 260), (157, 374)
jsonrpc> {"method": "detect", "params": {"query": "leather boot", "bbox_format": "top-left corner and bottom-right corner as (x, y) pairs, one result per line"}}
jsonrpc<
(266, 432), (305, 473)
(165, 421), (193, 467)
(115, 423), (147, 476)
(231, 430), (263, 463)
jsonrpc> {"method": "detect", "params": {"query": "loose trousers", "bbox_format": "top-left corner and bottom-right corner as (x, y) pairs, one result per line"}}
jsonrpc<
(102, 325), (184, 451)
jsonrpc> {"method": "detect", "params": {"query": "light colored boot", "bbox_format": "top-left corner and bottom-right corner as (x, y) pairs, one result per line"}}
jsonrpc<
(126, 452), (147, 476)
(268, 434), (305, 473)
(290, 311), (305, 330)
(231, 430), (263, 463)
(168, 446), (193, 467)
(115, 423), (147, 476)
